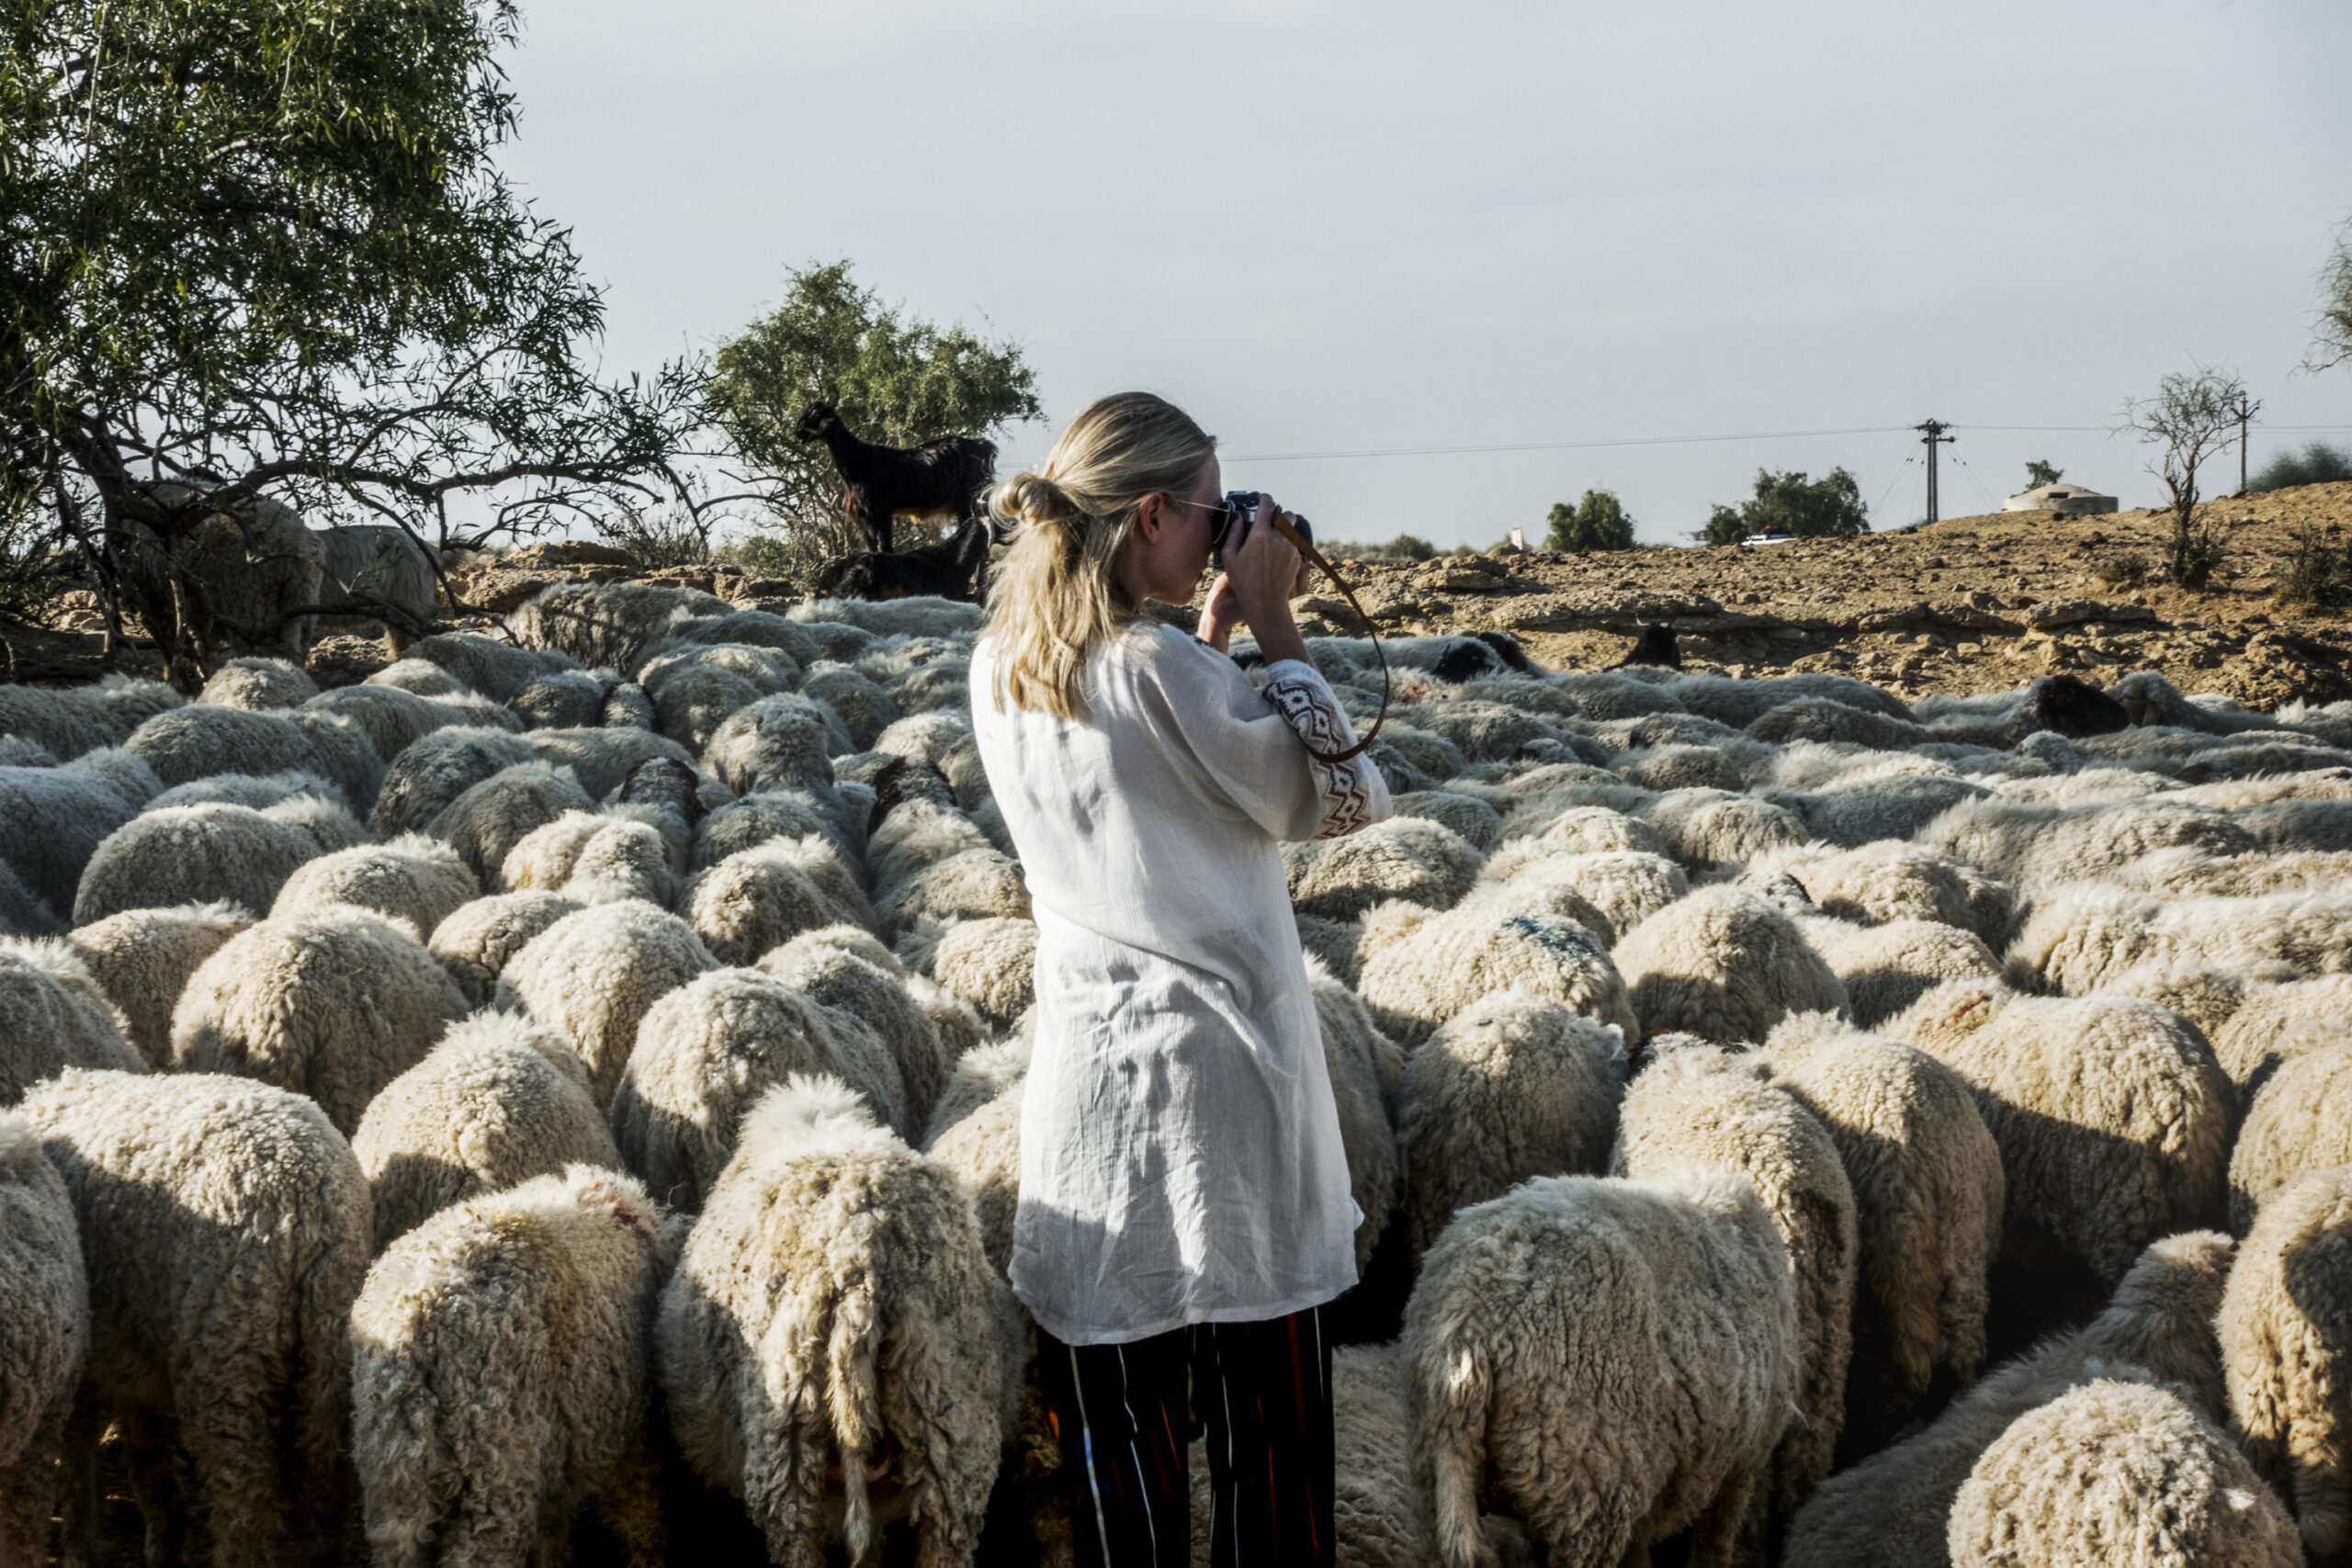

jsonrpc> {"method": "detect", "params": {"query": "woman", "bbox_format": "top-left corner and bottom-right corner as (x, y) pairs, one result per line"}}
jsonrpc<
(970, 390), (1389, 1568)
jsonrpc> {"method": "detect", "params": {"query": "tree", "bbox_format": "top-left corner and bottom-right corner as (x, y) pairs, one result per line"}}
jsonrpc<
(1, 0), (699, 682)
(707, 262), (1043, 575)
(2252, 441), (2352, 492)
(2118, 365), (2243, 590)
(2312, 217), (2352, 375)
(1544, 489), (1636, 553)
(2025, 460), (2064, 489)
(1697, 468), (1870, 546)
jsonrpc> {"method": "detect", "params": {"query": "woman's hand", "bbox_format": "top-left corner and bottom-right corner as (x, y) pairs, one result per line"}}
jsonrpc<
(1220, 496), (1312, 667)
(1199, 570), (1243, 652)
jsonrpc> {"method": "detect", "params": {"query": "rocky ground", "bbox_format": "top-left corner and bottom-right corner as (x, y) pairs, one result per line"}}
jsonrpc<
(8, 482), (2352, 710)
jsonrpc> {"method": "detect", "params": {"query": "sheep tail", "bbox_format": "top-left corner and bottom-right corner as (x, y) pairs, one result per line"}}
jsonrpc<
(1415, 1339), (1502, 1568)
(826, 1278), (887, 1564)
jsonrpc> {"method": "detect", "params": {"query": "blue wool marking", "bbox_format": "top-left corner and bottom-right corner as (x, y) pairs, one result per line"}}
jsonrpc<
(1504, 914), (1600, 962)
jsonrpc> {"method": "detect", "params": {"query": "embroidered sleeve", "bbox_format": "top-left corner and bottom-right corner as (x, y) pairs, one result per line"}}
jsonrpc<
(1261, 661), (1385, 839)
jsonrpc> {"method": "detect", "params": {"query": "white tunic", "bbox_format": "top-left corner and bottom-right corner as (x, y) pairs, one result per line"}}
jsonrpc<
(968, 624), (1390, 1346)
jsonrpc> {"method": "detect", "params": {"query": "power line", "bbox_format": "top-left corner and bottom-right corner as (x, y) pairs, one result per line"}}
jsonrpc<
(1225, 419), (2352, 463)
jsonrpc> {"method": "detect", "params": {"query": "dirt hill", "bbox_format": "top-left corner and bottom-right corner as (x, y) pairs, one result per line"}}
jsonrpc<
(1294, 480), (2352, 710)
(8, 482), (2352, 707)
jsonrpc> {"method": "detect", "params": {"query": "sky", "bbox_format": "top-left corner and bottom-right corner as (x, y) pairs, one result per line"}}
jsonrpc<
(498, 0), (2352, 548)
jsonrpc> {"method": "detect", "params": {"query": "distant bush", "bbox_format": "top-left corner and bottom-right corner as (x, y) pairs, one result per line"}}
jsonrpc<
(2092, 550), (2151, 588)
(2252, 442), (2352, 492)
(2025, 459), (2064, 489)
(1698, 467), (1871, 546)
(2278, 525), (2352, 608)
(1545, 489), (1636, 553)
(714, 533), (803, 582)
(1322, 533), (1441, 564)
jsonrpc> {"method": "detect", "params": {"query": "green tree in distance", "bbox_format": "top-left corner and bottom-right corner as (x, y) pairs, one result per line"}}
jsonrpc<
(2, 0), (699, 681)
(1699, 468), (1871, 546)
(708, 262), (1043, 575)
(1545, 489), (1636, 553)
(2025, 460), (2064, 489)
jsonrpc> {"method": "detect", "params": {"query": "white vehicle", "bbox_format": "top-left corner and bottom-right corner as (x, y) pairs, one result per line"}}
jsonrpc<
(1741, 524), (1797, 546)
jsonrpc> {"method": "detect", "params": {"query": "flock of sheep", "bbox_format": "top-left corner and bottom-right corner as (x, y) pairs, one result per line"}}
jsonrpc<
(3, 571), (2352, 1566)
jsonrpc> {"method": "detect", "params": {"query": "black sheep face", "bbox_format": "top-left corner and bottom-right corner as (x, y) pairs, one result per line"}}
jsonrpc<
(1430, 638), (1503, 684)
(796, 400), (842, 441)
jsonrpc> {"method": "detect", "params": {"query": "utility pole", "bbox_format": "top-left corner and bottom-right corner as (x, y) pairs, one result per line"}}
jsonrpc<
(1914, 420), (1955, 523)
(2232, 391), (2262, 494)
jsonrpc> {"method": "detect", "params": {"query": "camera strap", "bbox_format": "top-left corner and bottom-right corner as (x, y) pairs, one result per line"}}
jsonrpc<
(1266, 513), (1389, 764)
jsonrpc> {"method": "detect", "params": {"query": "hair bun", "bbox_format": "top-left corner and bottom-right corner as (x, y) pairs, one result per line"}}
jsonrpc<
(991, 471), (1085, 533)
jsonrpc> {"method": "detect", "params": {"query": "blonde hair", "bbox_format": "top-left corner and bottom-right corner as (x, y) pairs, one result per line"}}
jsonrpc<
(983, 391), (1216, 719)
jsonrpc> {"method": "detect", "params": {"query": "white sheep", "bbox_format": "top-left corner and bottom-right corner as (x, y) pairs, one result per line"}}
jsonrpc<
(405, 629), (582, 704)
(1355, 897), (1637, 1049)
(424, 889), (582, 1008)
(702, 692), (846, 799)
(1612, 1043), (1858, 1535)
(0, 674), (181, 761)
(23, 1067), (370, 1568)
(920, 1036), (1030, 1276)
(72, 794), (368, 925)
(1469, 848), (1687, 948)
(911, 914), (1036, 1030)
(1399, 989), (1623, 1258)
(65, 900), (254, 1066)
(1285, 816), (1484, 919)
(1758, 838), (2014, 947)
(494, 898), (718, 1107)
(197, 655), (321, 711)
(367, 726), (538, 836)
(268, 831), (479, 935)
(172, 907), (469, 1135)
(1948, 1375), (2298, 1567)
(2210, 973), (2352, 1096)
(1636, 787), (1812, 873)
(349, 1010), (619, 1250)
(302, 682), (511, 764)
(655, 1075), (1013, 1568)
(0, 1109), (86, 1565)
(123, 702), (382, 811)
(2221, 1162), (2352, 1561)
(610, 964), (908, 1212)
(2012, 886), (2352, 997)
(1798, 913), (2002, 1030)
(1916, 794), (2256, 897)
(1610, 885), (1848, 1045)
(349, 1164), (681, 1567)
(2226, 1039), (2352, 1233)
(1763, 1012), (2006, 1453)
(0, 746), (163, 929)
(1405, 1164), (1799, 1568)
(1782, 1229), (2238, 1568)
(758, 924), (948, 1136)
(426, 761), (597, 890)
(1886, 980), (2233, 1287)
(0, 937), (143, 1101)
(685, 837), (875, 965)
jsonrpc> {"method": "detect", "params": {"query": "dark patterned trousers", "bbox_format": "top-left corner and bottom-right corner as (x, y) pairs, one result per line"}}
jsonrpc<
(1035, 1305), (1335, 1568)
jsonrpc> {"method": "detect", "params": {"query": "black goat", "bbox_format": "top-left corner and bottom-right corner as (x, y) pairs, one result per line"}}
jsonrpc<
(813, 511), (999, 603)
(1611, 624), (1681, 670)
(797, 400), (997, 554)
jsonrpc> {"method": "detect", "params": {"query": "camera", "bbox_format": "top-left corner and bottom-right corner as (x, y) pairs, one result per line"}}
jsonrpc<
(1210, 491), (1311, 570)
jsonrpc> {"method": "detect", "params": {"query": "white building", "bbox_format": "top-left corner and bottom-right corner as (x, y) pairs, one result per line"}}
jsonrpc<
(2003, 482), (2118, 515)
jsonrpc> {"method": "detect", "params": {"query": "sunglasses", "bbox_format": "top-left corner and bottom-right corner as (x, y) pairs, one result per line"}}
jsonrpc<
(1169, 491), (1271, 553)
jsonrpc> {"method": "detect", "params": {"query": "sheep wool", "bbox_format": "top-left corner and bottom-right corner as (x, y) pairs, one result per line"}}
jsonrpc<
(0, 937), (142, 1102)
(921, 1038), (1028, 1276)
(1283, 815), (1484, 920)
(349, 1165), (682, 1568)
(0, 1109), (85, 1565)
(1473, 847), (1689, 946)
(1763, 1013), (2005, 1453)
(1309, 956), (1408, 1269)
(1354, 899), (1637, 1049)
(2228, 1041), (2352, 1233)
(1610, 886), (1849, 1045)
(269, 831), (479, 936)
(921, 915), (1036, 1029)
(367, 726), (538, 837)
(2208, 973), (2352, 1097)
(22, 1068), (369, 1568)
(1797, 914), (2001, 1030)
(1947, 1377), (2299, 1568)
(350, 1010), (618, 1250)
(1765, 838), (2014, 947)
(65, 901), (254, 1067)
(494, 899), (718, 1107)
(1405, 1166), (1799, 1568)
(72, 798), (357, 926)
(1782, 1229), (2239, 1568)
(0, 746), (163, 926)
(655, 1076), (1012, 1568)
(1400, 989), (1623, 1258)
(1887, 981), (2233, 1285)
(610, 964), (906, 1213)
(197, 655), (321, 711)
(686, 838), (873, 966)
(1612, 1043), (1858, 1530)
(2220, 1163), (2352, 1562)
(758, 924), (942, 1136)
(2012, 886), (2352, 997)
(424, 889), (582, 1008)
(172, 908), (469, 1136)
(427, 761), (597, 890)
